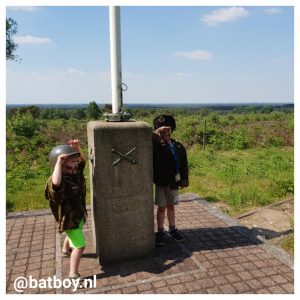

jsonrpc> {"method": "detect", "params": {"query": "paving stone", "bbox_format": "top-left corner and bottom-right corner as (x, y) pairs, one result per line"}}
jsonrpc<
(211, 276), (228, 285)
(168, 283), (187, 294)
(14, 259), (28, 267)
(246, 279), (264, 290)
(6, 197), (294, 294)
(268, 285), (286, 294)
(154, 286), (171, 294)
(232, 282), (251, 293)
(270, 274), (288, 284)
(205, 286), (221, 294)
(206, 269), (221, 277)
(230, 264), (245, 272)
(252, 260), (269, 268)
(217, 265), (232, 275)
(140, 289), (155, 294)
(121, 286), (138, 294)
(167, 277), (181, 285)
(106, 289), (122, 294)
(259, 276), (276, 287)
(249, 269), (266, 278)
(179, 274), (195, 283)
(282, 272), (294, 281)
(151, 280), (167, 288)
(224, 274), (241, 284)
(260, 266), (278, 276)
(256, 288), (270, 294)
(281, 283), (294, 293)
(137, 282), (152, 292)
(219, 284), (237, 294)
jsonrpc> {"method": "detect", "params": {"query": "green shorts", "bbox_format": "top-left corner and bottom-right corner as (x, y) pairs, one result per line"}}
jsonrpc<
(65, 219), (86, 249)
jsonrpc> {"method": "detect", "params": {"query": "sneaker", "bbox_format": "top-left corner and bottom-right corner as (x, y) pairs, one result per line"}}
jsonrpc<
(168, 228), (185, 242)
(69, 273), (82, 283)
(155, 231), (165, 246)
(69, 273), (84, 288)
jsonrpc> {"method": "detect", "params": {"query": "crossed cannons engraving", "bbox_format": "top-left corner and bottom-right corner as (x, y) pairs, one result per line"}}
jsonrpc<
(112, 147), (137, 166)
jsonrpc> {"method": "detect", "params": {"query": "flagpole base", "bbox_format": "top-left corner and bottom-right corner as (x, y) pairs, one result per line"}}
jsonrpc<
(103, 112), (132, 122)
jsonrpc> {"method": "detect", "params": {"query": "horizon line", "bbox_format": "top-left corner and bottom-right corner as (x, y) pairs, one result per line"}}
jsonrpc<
(6, 101), (294, 106)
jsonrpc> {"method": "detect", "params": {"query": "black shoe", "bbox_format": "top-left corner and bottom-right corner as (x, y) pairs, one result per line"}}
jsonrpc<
(168, 228), (185, 242)
(155, 231), (165, 246)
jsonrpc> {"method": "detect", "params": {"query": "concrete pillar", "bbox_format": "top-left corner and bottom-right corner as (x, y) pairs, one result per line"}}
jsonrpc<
(87, 121), (154, 265)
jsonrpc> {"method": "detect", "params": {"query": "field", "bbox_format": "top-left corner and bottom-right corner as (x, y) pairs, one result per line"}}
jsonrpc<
(6, 104), (294, 214)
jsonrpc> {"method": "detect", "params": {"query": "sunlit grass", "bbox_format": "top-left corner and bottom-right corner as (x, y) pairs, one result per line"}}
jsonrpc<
(186, 146), (294, 215)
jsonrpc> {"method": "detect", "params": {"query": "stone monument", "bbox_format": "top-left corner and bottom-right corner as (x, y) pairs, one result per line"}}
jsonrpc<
(87, 121), (154, 265)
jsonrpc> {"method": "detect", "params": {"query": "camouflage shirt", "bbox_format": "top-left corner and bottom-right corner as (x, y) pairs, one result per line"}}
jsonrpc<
(45, 159), (87, 233)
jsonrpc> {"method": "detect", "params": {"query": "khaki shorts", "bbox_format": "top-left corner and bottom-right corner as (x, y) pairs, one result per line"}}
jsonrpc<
(155, 185), (179, 207)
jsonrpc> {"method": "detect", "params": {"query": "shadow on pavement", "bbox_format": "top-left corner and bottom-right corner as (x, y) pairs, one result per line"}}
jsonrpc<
(83, 225), (267, 281)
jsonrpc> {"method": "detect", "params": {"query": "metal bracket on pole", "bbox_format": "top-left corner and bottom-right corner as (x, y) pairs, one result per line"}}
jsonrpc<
(103, 112), (132, 122)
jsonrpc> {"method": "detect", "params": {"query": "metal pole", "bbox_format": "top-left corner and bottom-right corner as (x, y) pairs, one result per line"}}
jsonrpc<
(109, 6), (122, 114)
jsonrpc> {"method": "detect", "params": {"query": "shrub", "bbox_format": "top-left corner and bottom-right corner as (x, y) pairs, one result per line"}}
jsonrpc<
(9, 113), (40, 138)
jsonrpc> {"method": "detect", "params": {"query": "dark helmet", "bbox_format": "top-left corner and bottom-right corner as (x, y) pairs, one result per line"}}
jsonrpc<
(153, 115), (176, 131)
(49, 144), (80, 168)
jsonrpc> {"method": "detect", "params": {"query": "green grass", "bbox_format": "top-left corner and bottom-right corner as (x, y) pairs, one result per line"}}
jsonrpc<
(6, 109), (294, 212)
(279, 234), (294, 255)
(6, 147), (91, 212)
(185, 146), (294, 215)
(7, 145), (293, 213)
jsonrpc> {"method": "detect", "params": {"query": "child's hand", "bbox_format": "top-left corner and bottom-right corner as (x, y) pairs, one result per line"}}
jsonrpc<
(155, 126), (172, 143)
(57, 154), (68, 165)
(67, 139), (81, 152)
(155, 126), (172, 135)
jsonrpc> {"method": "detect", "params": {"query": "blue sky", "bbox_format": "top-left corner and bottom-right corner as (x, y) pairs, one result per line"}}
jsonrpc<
(6, 6), (294, 104)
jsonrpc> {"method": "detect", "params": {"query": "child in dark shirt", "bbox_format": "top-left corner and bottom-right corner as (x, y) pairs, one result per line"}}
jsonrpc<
(153, 115), (189, 246)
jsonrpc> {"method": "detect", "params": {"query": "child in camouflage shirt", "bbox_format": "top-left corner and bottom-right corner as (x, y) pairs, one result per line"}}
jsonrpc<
(45, 139), (87, 281)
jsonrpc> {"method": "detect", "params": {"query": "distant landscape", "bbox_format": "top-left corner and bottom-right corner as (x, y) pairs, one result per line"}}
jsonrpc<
(6, 102), (294, 111)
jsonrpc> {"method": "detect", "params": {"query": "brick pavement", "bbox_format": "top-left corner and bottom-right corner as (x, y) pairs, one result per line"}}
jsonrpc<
(6, 194), (294, 294)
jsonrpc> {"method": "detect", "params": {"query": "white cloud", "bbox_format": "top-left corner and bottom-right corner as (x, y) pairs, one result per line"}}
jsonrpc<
(124, 72), (146, 79)
(66, 68), (86, 75)
(49, 68), (86, 76)
(7, 6), (39, 12)
(175, 72), (193, 80)
(270, 57), (287, 64)
(173, 50), (214, 60)
(14, 35), (53, 45)
(201, 7), (250, 26)
(264, 7), (282, 15)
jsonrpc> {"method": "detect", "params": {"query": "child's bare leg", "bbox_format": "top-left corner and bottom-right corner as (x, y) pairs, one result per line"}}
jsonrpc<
(62, 236), (71, 252)
(167, 204), (175, 227)
(69, 247), (85, 277)
(157, 206), (166, 230)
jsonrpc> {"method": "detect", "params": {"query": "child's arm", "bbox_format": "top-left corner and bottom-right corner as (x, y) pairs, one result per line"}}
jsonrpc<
(52, 154), (67, 188)
(179, 145), (189, 188)
(67, 139), (85, 162)
(152, 126), (172, 143)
